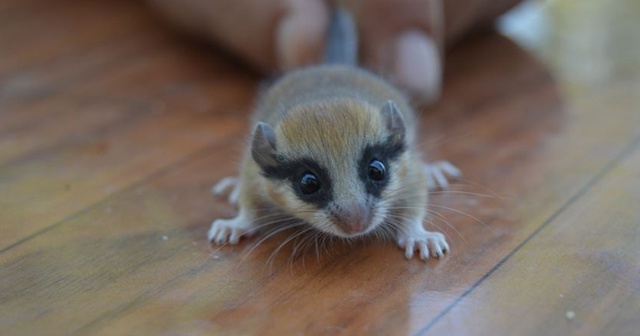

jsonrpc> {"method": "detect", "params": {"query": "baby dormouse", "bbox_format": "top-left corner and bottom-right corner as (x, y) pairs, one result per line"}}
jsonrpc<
(208, 9), (460, 261)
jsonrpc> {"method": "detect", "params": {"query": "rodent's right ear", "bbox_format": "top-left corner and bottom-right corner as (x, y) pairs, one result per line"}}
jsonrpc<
(251, 122), (278, 169)
(381, 100), (406, 145)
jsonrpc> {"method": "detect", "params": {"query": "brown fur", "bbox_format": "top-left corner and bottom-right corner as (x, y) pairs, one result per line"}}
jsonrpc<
(238, 65), (426, 235)
(209, 64), (451, 260)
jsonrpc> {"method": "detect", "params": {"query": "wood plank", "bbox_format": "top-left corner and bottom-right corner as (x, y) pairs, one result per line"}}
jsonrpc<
(0, 100), (150, 166)
(0, 45), (243, 165)
(423, 135), (640, 336)
(0, 26), (169, 107)
(0, 86), (252, 250)
(0, 0), (258, 251)
(0, 34), (235, 131)
(0, 1), (151, 77)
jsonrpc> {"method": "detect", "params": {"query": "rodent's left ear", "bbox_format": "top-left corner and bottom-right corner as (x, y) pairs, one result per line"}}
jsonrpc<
(251, 122), (278, 170)
(381, 100), (406, 144)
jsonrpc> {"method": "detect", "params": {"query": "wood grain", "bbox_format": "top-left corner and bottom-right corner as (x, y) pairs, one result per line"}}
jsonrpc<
(1, 0), (639, 335)
(424, 132), (640, 335)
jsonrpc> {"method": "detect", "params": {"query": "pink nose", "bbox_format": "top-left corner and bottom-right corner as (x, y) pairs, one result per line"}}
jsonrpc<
(341, 219), (367, 234)
(333, 202), (370, 234)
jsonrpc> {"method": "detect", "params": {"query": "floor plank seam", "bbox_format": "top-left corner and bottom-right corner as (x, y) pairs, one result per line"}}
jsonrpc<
(0, 103), (157, 169)
(0, 76), (208, 169)
(0, 137), (236, 255)
(414, 134), (640, 335)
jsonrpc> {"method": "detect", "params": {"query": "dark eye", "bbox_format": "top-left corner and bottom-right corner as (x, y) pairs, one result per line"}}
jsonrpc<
(299, 172), (320, 194)
(368, 160), (386, 181)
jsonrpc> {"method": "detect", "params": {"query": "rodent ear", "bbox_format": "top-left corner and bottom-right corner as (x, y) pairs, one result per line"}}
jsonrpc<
(251, 122), (279, 169)
(381, 100), (406, 144)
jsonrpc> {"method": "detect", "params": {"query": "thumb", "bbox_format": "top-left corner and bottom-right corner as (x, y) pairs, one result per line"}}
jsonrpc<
(343, 0), (444, 103)
(393, 30), (442, 103)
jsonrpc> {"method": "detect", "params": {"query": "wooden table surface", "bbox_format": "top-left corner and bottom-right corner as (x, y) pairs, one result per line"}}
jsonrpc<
(1, 0), (639, 335)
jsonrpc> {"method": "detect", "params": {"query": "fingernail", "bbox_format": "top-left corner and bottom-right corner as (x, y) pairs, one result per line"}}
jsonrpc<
(394, 30), (442, 103)
(276, 0), (328, 70)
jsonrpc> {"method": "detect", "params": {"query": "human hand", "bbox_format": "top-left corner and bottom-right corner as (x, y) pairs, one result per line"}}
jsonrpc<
(148, 0), (444, 102)
(147, 0), (520, 103)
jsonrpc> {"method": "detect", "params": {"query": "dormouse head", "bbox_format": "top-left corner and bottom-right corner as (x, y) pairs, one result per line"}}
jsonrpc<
(251, 99), (410, 238)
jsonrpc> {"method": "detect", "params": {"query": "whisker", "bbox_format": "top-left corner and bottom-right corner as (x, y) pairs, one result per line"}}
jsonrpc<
(425, 209), (466, 242)
(266, 226), (315, 270)
(428, 203), (497, 234)
(383, 212), (460, 243)
(241, 220), (302, 263)
(428, 190), (506, 199)
(448, 177), (505, 199)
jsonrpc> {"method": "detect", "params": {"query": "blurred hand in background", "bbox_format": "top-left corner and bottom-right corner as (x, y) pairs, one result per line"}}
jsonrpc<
(147, 0), (522, 103)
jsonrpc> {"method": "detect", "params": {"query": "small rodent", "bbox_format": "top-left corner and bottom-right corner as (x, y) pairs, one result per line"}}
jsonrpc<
(208, 9), (460, 260)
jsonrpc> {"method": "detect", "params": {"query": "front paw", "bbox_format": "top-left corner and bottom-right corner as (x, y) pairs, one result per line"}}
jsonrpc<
(396, 231), (449, 260)
(208, 216), (253, 245)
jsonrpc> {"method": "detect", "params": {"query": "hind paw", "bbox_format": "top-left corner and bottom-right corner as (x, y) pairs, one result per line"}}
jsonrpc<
(211, 176), (240, 205)
(423, 161), (461, 190)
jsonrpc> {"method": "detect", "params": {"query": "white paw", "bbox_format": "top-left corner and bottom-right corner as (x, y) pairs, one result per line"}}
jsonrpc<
(207, 215), (253, 245)
(423, 161), (461, 190)
(396, 230), (449, 260)
(211, 177), (240, 205)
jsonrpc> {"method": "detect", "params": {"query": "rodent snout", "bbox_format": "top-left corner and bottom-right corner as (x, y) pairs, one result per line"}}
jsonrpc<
(331, 202), (372, 235)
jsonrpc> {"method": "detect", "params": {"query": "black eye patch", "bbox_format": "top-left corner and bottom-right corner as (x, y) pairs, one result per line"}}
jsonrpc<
(358, 136), (405, 198)
(260, 157), (333, 209)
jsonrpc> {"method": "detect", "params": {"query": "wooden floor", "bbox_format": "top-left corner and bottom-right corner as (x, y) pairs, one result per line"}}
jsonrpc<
(1, 0), (639, 335)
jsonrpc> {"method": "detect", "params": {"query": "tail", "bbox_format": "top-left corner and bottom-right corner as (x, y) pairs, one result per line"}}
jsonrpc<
(323, 8), (358, 65)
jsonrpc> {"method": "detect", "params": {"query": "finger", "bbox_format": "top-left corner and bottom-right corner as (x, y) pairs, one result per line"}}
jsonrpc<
(343, 0), (444, 102)
(276, 0), (330, 70)
(394, 30), (442, 103)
